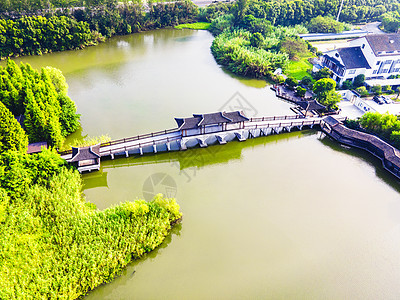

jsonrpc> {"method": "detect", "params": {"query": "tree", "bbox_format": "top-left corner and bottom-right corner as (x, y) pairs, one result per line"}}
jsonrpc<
(301, 76), (313, 88)
(313, 78), (340, 110)
(342, 80), (353, 90)
(296, 86), (306, 98)
(371, 85), (382, 95)
(0, 101), (28, 153)
(313, 67), (332, 80)
(232, 0), (248, 25)
(353, 74), (365, 88)
(250, 32), (264, 48)
(308, 16), (344, 33)
(381, 12), (400, 32)
(285, 77), (298, 90)
(278, 36), (308, 60)
(356, 86), (369, 97)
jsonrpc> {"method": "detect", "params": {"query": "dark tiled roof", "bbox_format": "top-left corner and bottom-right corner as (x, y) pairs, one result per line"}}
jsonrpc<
(337, 47), (371, 69)
(175, 116), (203, 130)
(27, 142), (48, 154)
(298, 100), (326, 111)
(323, 54), (344, 68)
(365, 34), (400, 56)
(175, 111), (248, 130)
(70, 144), (101, 162)
(194, 112), (231, 126)
(222, 111), (249, 122)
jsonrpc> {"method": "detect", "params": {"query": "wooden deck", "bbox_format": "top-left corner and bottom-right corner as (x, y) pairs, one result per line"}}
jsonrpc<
(321, 116), (400, 180)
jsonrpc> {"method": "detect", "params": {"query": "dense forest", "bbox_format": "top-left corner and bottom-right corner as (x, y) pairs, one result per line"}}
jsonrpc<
(0, 148), (182, 298)
(0, 1), (198, 58)
(0, 60), (80, 147)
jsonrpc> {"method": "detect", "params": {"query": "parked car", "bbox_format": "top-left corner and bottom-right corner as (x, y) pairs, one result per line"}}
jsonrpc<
(373, 95), (385, 105)
(382, 96), (392, 104)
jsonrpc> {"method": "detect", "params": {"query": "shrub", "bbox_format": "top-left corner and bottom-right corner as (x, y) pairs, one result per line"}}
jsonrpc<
(296, 86), (306, 98)
(285, 77), (298, 89)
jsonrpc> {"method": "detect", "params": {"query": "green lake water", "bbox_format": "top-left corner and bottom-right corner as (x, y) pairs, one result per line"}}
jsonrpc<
(10, 29), (400, 299)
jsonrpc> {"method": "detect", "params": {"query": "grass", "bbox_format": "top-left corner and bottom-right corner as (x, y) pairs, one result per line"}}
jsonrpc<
(175, 22), (211, 30)
(286, 56), (313, 80)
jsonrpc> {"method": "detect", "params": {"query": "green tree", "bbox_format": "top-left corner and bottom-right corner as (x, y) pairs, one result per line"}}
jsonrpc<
(0, 102), (28, 153)
(313, 67), (332, 80)
(232, 0), (248, 24)
(371, 85), (382, 95)
(301, 76), (313, 88)
(356, 86), (369, 97)
(308, 16), (344, 33)
(285, 77), (298, 90)
(353, 74), (365, 88)
(278, 36), (308, 60)
(313, 78), (340, 110)
(296, 86), (306, 98)
(250, 32), (264, 48)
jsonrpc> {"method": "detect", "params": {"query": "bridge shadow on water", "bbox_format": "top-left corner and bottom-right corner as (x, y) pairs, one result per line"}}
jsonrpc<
(82, 129), (316, 190)
(319, 135), (400, 193)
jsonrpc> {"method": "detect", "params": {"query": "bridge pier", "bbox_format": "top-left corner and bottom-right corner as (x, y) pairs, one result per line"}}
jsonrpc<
(111, 153), (114, 160)
(180, 140), (187, 150)
(153, 145), (157, 153)
(235, 131), (246, 142)
(125, 151), (129, 158)
(197, 138), (208, 148)
(216, 135), (227, 145)
(166, 142), (171, 151)
(139, 148), (143, 155)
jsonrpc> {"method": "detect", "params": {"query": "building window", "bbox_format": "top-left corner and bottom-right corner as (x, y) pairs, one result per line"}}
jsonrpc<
(373, 70), (377, 74)
(376, 61), (380, 65)
(348, 70), (356, 74)
(383, 69), (389, 73)
(394, 68), (400, 72)
(385, 60), (392, 64)
(362, 44), (365, 49)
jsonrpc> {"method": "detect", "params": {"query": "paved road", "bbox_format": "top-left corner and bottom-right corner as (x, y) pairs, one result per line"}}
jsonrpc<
(360, 22), (385, 34)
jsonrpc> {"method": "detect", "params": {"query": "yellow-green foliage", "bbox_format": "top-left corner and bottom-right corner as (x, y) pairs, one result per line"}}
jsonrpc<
(0, 151), (182, 299)
(175, 22), (211, 30)
(72, 135), (112, 147)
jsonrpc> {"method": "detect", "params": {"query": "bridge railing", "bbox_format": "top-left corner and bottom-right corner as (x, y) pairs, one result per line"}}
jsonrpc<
(248, 115), (304, 122)
(100, 135), (182, 156)
(244, 119), (321, 130)
(58, 127), (179, 156)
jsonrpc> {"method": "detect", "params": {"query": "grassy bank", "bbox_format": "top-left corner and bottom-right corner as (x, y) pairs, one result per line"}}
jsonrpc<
(175, 22), (211, 30)
(286, 56), (313, 80)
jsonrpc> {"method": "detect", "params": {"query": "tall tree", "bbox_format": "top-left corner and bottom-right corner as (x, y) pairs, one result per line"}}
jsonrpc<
(0, 101), (28, 153)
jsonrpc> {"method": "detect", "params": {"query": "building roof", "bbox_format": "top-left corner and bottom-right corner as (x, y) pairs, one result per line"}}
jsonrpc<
(27, 142), (48, 154)
(323, 54), (344, 68)
(298, 100), (326, 111)
(175, 111), (248, 130)
(70, 144), (101, 162)
(337, 47), (371, 69)
(365, 34), (400, 56)
(194, 112), (231, 126)
(175, 116), (202, 130)
(222, 111), (249, 122)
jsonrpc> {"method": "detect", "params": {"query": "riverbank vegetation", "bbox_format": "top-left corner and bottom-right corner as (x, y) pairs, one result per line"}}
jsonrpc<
(0, 0), (198, 59)
(0, 148), (182, 298)
(175, 22), (211, 30)
(0, 60), (80, 147)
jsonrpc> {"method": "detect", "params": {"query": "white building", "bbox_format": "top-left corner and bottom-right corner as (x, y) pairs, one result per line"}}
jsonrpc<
(316, 34), (400, 87)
